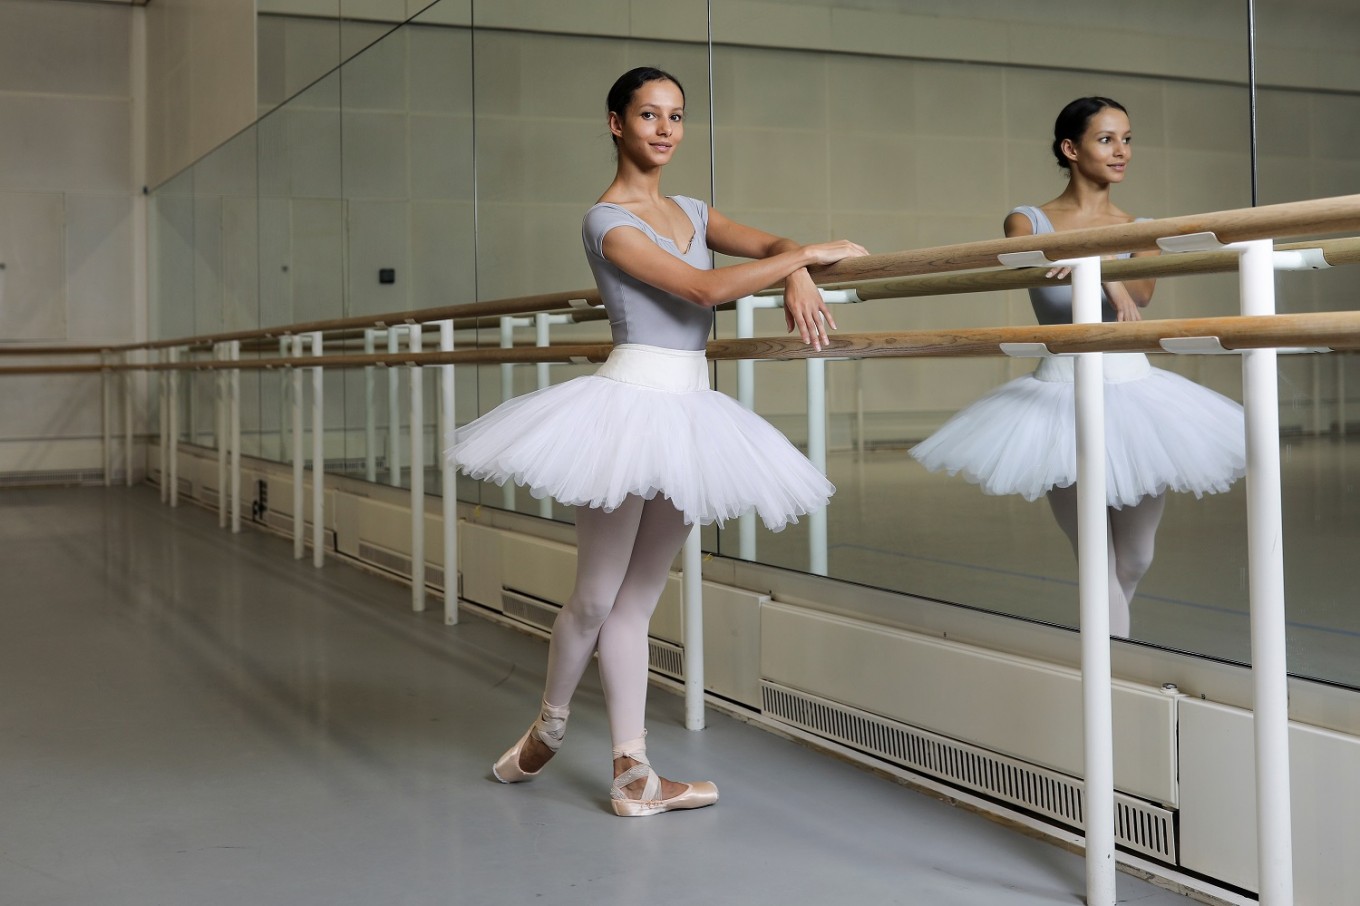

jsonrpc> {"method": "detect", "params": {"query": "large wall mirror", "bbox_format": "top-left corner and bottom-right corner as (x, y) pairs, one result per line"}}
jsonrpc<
(150, 0), (1360, 686)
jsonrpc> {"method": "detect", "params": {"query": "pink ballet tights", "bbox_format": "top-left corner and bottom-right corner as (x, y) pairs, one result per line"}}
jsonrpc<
(1046, 485), (1167, 639)
(541, 495), (692, 748)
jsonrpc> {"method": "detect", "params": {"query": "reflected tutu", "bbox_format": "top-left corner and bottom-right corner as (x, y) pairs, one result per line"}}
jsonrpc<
(909, 353), (1246, 508)
(446, 344), (833, 531)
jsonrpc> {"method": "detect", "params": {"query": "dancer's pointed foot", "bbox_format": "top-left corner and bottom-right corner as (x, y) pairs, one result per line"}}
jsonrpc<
(609, 731), (718, 817)
(492, 700), (569, 783)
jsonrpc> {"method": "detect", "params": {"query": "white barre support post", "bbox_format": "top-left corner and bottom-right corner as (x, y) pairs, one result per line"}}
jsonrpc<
(216, 343), (228, 528)
(278, 338), (290, 463)
(365, 329), (377, 482)
(292, 335), (305, 559)
(1072, 256), (1115, 906)
(439, 320), (458, 625)
(124, 351), (134, 488)
(682, 523), (704, 730)
(410, 324), (426, 612)
(499, 317), (519, 510)
(158, 349), (168, 503)
(168, 347), (179, 508)
(806, 356), (828, 576)
(102, 350), (112, 486)
(1239, 238), (1295, 905)
(735, 295), (757, 561)
(533, 313), (570, 519)
(230, 340), (241, 534)
(311, 332), (324, 568)
(1337, 354), (1346, 435)
(388, 328), (402, 488)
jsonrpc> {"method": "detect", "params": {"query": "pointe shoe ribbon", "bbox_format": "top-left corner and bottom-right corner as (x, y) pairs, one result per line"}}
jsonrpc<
(609, 731), (719, 818)
(492, 700), (569, 784)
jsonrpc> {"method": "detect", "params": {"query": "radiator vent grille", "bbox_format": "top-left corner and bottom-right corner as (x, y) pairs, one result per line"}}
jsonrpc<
(648, 639), (684, 679)
(761, 682), (1176, 863)
(0, 469), (109, 488)
(501, 589), (559, 631)
(177, 477), (193, 497)
(356, 541), (445, 590)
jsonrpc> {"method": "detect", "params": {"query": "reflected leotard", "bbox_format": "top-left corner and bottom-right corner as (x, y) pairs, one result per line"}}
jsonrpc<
(909, 205), (1246, 508)
(447, 195), (833, 530)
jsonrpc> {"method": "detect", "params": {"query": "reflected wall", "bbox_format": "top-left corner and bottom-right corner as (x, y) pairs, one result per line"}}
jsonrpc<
(148, 0), (1360, 686)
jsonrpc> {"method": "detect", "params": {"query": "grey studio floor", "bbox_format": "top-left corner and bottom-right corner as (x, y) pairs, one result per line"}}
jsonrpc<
(4, 486), (1205, 906)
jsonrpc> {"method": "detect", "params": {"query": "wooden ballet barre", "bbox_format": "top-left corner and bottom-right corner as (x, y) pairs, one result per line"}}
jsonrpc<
(6, 310), (1359, 375)
(810, 194), (1360, 284)
(4, 196), (1357, 359)
(792, 236), (1360, 304)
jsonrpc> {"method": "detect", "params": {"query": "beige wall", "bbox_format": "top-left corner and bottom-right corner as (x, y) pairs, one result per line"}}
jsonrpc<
(146, 0), (257, 189)
(0, 0), (141, 478)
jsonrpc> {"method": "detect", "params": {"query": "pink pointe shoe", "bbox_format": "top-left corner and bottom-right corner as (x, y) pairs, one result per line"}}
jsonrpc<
(492, 700), (569, 783)
(610, 731), (719, 818)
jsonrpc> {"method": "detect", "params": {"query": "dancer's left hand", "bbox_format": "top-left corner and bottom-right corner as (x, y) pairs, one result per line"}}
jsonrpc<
(784, 269), (837, 351)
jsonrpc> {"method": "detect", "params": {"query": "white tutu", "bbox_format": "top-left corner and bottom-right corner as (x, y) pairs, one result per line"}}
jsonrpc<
(446, 344), (833, 531)
(909, 353), (1246, 508)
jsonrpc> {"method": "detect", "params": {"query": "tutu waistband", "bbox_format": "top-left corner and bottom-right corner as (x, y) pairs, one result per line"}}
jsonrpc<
(595, 344), (710, 392)
(1034, 352), (1150, 384)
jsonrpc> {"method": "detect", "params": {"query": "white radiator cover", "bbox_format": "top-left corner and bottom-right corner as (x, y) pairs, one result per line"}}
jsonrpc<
(1178, 697), (1360, 900)
(759, 602), (1178, 805)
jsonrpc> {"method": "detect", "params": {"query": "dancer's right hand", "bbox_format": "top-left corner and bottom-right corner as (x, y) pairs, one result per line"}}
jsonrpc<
(802, 240), (870, 267)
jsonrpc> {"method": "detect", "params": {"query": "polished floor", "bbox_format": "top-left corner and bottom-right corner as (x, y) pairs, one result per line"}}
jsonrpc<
(1, 486), (1201, 906)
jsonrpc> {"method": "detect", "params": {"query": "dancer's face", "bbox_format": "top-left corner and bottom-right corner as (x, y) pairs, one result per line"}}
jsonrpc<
(610, 79), (685, 168)
(1064, 108), (1132, 185)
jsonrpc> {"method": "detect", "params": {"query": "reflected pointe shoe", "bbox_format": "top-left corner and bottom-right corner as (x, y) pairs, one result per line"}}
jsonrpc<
(492, 700), (569, 783)
(609, 731), (719, 818)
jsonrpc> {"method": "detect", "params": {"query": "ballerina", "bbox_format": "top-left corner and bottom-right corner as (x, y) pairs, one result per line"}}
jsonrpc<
(910, 96), (1246, 638)
(448, 66), (868, 815)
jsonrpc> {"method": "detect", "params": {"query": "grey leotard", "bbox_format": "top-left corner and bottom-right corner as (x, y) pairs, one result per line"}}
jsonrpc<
(582, 195), (713, 352)
(1010, 204), (1143, 325)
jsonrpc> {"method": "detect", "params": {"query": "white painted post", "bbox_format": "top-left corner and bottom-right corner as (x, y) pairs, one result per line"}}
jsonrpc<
(735, 295), (756, 561)
(292, 335), (305, 559)
(1071, 256), (1115, 906)
(1337, 354), (1347, 435)
(311, 332), (324, 568)
(365, 329), (377, 482)
(806, 356), (828, 576)
(388, 327), (402, 487)
(439, 320), (458, 625)
(410, 324), (426, 611)
(168, 347), (179, 508)
(535, 312), (553, 519)
(682, 524), (704, 730)
(216, 344), (228, 528)
(1239, 238), (1295, 906)
(500, 316), (516, 510)
(279, 338), (290, 463)
(124, 352), (134, 487)
(230, 340), (241, 534)
(158, 350), (168, 503)
(102, 350), (112, 487)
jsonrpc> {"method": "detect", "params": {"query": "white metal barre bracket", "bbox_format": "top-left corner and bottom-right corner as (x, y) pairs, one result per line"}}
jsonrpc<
(1000, 342), (1065, 358)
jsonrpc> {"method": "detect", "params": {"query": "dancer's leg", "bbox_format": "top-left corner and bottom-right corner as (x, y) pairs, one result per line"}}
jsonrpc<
(596, 496), (692, 746)
(1046, 485), (1129, 637)
(510, 498), (644, 774)
(594, 497), (699, 804)
(1108, 493), (1166, 625)
(541, 497), (646, 706)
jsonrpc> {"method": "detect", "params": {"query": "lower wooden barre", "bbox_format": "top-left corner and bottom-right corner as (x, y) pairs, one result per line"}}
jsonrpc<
(3, 311), (1360, 375)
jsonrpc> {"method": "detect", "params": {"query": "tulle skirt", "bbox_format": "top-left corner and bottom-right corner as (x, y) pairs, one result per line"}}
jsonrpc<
(445, 344), (834, 531)
(909, 353), (1246, 508)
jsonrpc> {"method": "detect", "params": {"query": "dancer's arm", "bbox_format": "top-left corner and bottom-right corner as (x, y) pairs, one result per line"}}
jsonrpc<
(1004, 211), (1156, 323)
(706, 208), (857, 350)
(599, 222), (867, 317)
